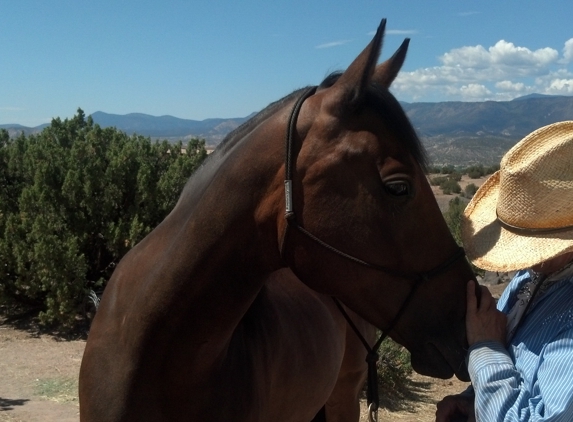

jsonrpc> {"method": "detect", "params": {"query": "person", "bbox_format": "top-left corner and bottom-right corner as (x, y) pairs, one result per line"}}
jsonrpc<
(435, 121), (573, 422)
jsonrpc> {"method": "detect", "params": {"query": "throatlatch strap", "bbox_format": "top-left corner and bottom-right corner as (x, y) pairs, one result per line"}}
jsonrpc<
(332, 271), (426, 415)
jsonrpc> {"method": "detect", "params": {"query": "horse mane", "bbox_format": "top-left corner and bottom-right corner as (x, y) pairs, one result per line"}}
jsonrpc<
(214, 88), (310, 154)
(211, 72), (427, 172)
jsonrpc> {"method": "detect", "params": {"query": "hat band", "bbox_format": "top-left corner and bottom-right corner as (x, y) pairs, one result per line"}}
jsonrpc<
(496, 211), (573, 234)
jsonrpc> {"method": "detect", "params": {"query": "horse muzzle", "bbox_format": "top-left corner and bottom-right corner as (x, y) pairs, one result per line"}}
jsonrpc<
(410, 341), (470, 382)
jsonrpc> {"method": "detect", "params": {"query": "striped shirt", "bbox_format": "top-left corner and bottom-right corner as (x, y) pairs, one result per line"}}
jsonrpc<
(468, 270), (573, 421)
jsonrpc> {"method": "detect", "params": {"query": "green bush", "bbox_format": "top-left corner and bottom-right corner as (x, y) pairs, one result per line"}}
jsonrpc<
(485, 164), (500, 175)
(443, 196), (484, 277)
(443, 197), (465, 245)
(464, 183), (478, 198)
(429, 175), (447, 186)
(0, 110), (207, 328)
(466, 164), (485, 179)
(428, 165), (442, 174)
(440, 178), (461, 195)
(440, 165), (455, 174)
(377, 338), (413, 389)
(430, 172), (462, 194)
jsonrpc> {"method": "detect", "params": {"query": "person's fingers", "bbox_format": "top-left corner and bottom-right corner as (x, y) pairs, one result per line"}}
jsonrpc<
(435, 397), (455, 422)
(466, 280), (477, 316)
(436, 395), (471, 422)
(479, 285), (495, 310)
(435, 410), (448, 422)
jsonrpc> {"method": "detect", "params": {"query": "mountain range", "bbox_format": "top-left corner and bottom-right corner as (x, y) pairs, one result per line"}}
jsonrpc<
(2, 94), (572, 166)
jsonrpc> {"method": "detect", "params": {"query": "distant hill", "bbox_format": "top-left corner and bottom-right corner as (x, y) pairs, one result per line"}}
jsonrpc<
(2, 95), (572, 166)
(510, 93), (566, 101)
(0, 123), (49, 138)
(402, 95), (573, 165)
(90, 111), (252, 144)
(402, 95), (573, 139)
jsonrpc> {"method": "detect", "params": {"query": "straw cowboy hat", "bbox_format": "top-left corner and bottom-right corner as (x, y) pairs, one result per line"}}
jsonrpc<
(462, 121), (573, 272)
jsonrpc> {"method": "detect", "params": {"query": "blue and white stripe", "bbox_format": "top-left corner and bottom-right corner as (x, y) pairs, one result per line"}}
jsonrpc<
(468, 270), (573, 421)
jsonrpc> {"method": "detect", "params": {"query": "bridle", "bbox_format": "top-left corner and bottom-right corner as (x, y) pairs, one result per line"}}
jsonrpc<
(280, 86), (466, 420)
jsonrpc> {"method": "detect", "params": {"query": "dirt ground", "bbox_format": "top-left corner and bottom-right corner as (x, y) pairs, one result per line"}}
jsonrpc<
(430, 174), (489, 212)
(1, 281), (507, 422)
(0, 317), (84, 422)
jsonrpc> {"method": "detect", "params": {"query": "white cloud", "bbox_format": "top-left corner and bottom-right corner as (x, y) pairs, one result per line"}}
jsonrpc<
(315, 40), (352, 49)
(391, 39), (570, 102)
(440, 41), (558, 74)
(459, 84), (492, 100)
(546, 78), (573, 94)
(495, 80), (527, 92)
(368, 29), (418, 37)
(386, 29), (418, 35)
(563, 38), (573, 63)
(533, 69), (573, 96)
(441, 45), (490, 69)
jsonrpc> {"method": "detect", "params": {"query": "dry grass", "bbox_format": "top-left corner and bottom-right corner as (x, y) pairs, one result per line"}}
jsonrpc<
(34, 378), (78, 404)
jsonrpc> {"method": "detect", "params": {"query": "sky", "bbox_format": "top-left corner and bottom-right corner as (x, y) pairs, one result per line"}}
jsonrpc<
(1, 1), (572, 127)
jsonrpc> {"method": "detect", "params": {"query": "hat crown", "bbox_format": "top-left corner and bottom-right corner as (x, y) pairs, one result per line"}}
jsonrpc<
(497, 121), (573, 230)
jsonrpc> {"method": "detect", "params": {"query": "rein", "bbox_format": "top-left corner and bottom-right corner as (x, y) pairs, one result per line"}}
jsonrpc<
(280, 87), (466, 421)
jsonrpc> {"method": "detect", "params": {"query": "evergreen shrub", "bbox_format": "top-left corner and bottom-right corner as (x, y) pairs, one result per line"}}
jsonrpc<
(0, 110), (207, 328)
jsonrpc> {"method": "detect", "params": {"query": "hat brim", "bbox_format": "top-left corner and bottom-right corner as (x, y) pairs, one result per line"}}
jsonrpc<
(462, 171), (573, 272)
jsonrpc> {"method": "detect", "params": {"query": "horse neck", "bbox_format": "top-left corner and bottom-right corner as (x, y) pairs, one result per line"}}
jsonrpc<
(134, 111), (289, 336)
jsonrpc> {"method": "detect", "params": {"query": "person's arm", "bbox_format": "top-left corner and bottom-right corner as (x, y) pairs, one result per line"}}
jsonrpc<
(469, 330), (573, 421)
(467, 279), (573, 421)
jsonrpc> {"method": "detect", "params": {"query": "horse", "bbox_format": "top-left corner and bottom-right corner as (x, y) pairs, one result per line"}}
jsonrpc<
(79, 19), (476, 422)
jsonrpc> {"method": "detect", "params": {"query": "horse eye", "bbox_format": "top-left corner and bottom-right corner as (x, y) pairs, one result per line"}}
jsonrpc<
(385, 180), (411, 197)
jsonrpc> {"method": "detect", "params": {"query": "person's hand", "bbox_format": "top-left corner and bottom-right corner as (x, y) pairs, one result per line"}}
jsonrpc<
(435, 394), (475, 422)
(466, 280), (507, 346)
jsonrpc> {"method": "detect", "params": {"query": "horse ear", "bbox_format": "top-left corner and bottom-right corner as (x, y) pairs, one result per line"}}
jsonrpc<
(373, 38), (410, 88)
(324, 19), (386, 113)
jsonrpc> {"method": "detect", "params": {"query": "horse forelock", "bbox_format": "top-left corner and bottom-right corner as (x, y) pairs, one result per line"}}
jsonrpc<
(318, 71), (428, 173)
